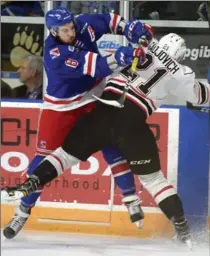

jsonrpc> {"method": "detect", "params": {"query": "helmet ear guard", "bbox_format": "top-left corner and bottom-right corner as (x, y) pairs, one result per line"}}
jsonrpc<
(50, 28), (58, 37)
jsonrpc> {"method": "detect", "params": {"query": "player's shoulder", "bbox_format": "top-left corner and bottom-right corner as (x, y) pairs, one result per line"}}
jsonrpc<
(178, 64), (195, 85)
(45, 35), (63, 53)
(45, 39), (77, 62)
(75, 13), (91, 26)
(180, 65), (194, 76)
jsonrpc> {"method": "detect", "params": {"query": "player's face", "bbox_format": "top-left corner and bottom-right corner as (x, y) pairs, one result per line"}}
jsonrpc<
(17, 59), (35, 84)
(58, 22), (76, 44)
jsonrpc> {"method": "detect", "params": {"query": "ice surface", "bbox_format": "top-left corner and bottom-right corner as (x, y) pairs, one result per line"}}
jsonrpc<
(1, 231), (209, 256)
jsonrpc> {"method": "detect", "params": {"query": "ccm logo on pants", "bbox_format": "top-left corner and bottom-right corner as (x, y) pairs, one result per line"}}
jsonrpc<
(130, 160), (151, 165)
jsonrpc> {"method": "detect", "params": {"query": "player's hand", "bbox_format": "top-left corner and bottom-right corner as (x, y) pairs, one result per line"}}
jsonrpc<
(115, 46), (146, 67)
(124, 19), (154, 44)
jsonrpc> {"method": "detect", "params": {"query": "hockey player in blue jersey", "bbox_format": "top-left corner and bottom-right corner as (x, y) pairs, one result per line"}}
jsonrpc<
(3, 7), (153, 239)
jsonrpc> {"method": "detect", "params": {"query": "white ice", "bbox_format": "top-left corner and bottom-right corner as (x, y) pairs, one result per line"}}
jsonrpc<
(1, 231), (209, 256)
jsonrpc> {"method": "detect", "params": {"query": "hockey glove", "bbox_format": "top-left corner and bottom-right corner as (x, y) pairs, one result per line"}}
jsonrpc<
(124, 19), (154, 45)
(115, 46), (146, 67)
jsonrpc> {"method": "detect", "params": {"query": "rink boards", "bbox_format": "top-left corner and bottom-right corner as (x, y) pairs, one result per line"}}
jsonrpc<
(1, 101), (210, 237)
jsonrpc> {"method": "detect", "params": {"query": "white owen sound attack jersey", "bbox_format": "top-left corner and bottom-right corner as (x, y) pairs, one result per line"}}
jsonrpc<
(101, 40), (209, 118)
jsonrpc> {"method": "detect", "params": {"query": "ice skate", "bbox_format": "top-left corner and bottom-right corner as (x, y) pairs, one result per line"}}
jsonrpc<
(3, 205), (31, 239)
(172, 216), (193, 250)
(122, 195), (144, 228)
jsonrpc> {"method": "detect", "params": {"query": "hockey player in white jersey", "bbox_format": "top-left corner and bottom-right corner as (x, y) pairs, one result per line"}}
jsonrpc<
(107, 33), (209, 108)
(2, 34), (209, 250)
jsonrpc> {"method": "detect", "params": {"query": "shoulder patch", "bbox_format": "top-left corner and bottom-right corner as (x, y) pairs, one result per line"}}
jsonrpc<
(50, 47), (60, 59)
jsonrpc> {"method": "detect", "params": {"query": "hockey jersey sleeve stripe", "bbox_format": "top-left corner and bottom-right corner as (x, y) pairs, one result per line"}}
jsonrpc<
(83, 52), (98, 77)
(128, 89), (154, 116)
(197, 81), (209, 104)
(108, 77), (127, 85)
(130, 86), (157, 112)
(109, 13), (121, 34)
(44, 95), (83, 105)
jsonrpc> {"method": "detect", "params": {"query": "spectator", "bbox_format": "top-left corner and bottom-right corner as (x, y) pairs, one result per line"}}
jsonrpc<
(132, 1), (171, 20)
(1, 1), (44, 16)
(88, 1), (118, 14)
(13, 55), (43, 99)
(206, 1), (210, 27)
(64, 1), (117, 15)
(197, 1), (208, 20)
(1, 80), (12, 98)
(63, 1), (90, 15)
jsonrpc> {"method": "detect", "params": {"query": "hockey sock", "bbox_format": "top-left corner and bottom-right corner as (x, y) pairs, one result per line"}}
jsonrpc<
(158, 194), (184, 220)
(21, 155), (45, 207)
(102, 148), (136, 196)
(30, 160), (58, 186)
(113, 168), (136, 196)
(139, 170), (186, 220)
(31, 147), (80, 186)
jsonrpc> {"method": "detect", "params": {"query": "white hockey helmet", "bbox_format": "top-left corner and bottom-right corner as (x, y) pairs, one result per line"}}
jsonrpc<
(158, 33), (187, 62)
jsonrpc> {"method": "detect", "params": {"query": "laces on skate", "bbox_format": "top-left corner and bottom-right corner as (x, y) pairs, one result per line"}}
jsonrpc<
(1, 175), (40, 202)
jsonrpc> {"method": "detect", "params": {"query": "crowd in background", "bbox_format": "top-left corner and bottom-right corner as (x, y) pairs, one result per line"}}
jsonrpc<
(1, 1), (210, 21)
(1, 1), (210, 99)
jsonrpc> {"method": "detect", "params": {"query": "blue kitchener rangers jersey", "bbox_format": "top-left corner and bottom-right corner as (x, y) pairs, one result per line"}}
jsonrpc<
(43, 13), (123, 111)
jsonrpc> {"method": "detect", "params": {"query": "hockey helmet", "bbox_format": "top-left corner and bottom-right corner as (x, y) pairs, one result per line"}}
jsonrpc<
(158, 33), (187, 62)
(45, 7), (74, 34)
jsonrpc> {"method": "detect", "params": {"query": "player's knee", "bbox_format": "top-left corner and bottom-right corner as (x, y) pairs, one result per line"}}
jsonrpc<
(138, 170), (176, 205)
(45, 147), (80, 174)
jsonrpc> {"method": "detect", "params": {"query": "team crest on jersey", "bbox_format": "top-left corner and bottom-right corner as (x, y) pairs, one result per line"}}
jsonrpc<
(50, 47), (60, 59)
(88, 26), (95, 42)
(68, 45), (75, 52)
(65, 58), (79, 68)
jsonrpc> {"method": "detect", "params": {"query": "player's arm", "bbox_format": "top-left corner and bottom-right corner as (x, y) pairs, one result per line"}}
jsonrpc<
(172, 68), (209, 105)
(76, 13), (153, 44)
(76, 13), (124, 36)
(183, 68), (209, 105)
(191, 79), (209, 105)
(48, 44), (145, 79)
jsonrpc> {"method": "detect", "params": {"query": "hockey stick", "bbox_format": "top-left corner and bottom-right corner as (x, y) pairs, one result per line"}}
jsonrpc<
(186, 101), (210, 113)
(117, 38), (146, 107)
(117, 56), (139, 107)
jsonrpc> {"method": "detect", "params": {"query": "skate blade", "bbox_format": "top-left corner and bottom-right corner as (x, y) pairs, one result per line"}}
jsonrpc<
(135, 220), (143, 229)
(1, 190), (24, 201)
(186, 239), (193, 250)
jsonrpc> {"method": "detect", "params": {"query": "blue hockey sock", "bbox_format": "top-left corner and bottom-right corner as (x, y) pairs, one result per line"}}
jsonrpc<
(102, 147), (136, 196)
